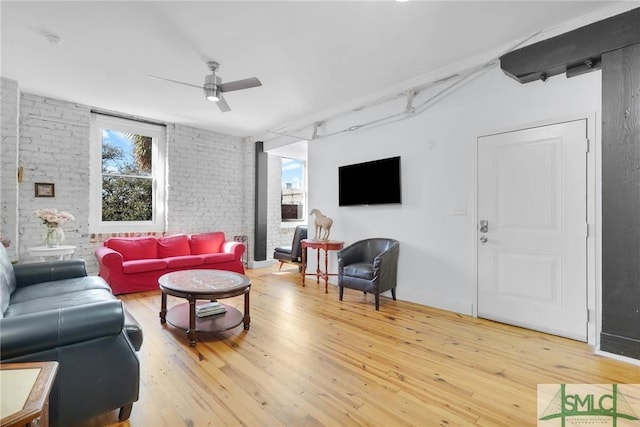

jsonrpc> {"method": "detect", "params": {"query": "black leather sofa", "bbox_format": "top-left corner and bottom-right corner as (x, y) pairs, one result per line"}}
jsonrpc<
(0, 244), (142, 426)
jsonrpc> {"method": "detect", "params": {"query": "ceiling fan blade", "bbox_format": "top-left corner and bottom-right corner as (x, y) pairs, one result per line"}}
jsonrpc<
(147, 74), (202, 90)
(218, 77), (262, 93)
(216, 93), (231, 113)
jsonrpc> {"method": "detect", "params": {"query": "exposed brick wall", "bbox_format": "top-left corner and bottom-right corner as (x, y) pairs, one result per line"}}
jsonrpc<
(268, 155), (295, 254)
(1, 90), (255, 273)
(165, 123), (248, 242)
(0, 78), (19, 260)
(18, 93), (93, 268)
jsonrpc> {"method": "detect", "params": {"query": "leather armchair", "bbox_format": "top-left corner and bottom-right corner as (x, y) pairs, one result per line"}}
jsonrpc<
(273, 225), (307, 271)
(337, 238), (400, 310)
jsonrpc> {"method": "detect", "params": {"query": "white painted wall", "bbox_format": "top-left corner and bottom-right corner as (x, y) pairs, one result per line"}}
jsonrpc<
(306, 66), (601, 315)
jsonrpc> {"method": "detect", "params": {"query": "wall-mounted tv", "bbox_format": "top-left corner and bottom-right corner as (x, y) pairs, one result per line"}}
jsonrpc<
(339, 156), (401, 206)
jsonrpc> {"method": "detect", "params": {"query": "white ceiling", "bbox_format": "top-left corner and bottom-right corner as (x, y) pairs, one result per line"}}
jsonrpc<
(0, 1), (619, 138)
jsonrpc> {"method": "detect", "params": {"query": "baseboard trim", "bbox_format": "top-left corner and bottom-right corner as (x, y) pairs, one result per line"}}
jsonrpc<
(594, 348), (640, 366)
(247, 260), (273, 269)
(600, 332), (640, 361)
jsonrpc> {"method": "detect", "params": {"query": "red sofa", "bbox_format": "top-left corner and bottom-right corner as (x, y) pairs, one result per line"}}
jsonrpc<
(95, 232), (245, 295)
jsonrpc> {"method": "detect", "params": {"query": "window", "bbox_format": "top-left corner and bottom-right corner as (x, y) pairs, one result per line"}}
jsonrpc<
(281, 158), (306, 223)
(90, 114), (166, 233)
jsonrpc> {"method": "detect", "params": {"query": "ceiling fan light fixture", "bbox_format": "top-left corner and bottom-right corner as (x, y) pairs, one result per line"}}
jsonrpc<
(205, 88), (219, 102)
(204, 74), (218, 101)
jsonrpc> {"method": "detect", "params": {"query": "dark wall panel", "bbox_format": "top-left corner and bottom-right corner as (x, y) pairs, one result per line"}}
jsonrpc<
(601, 43), (640, 359)
(254, 141), (268, 261)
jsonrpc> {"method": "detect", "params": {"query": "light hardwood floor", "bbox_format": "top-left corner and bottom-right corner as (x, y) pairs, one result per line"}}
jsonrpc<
(76, 265), (639, 426)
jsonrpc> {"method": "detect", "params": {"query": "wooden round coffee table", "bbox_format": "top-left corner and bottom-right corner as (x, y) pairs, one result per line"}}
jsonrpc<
(158, 269), (251, 347)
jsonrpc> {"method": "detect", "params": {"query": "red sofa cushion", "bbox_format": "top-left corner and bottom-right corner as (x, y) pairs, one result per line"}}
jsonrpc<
(165, 256), (204, 269)
(200, 253), (235, 264)
(157, 234), (191, 258)
(190, 232), (225, 254)
(106, 237), (158, 261)
(122, 259), (167, 274)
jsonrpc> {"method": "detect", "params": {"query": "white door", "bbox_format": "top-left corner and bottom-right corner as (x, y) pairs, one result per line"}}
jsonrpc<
(477, 120), (588, 341)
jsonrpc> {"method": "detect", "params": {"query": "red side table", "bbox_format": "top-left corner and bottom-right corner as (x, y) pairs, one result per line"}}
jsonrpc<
(301, 239), (345, 293)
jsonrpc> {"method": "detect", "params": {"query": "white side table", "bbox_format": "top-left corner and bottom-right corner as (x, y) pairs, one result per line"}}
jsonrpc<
(27, 245), (76, 261)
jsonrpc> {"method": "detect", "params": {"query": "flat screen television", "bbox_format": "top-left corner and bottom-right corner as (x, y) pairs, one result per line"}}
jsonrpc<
(339, 156), (401, 206)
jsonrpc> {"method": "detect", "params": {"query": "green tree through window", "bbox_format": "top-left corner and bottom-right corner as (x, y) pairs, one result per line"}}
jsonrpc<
(101, 130), (153, 221)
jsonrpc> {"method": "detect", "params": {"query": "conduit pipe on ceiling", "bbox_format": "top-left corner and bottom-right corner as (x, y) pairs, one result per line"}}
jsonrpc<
(264, 29), (543, 144)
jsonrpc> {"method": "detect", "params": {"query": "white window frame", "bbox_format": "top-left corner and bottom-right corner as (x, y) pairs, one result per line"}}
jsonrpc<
(280, 157), (307, 227)
(89, 114), (166, 233)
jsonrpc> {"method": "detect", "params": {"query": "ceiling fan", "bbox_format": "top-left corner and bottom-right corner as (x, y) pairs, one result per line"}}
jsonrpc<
(148, 61), (261, 112)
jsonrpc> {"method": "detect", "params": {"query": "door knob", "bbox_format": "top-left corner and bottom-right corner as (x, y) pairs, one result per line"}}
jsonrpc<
(479, 235), (488, 244)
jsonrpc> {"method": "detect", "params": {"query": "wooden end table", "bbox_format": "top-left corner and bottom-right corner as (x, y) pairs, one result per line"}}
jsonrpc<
(158, 269), (251, 347)
(1, 361), (58, 427)
(301, 239), (345, 293)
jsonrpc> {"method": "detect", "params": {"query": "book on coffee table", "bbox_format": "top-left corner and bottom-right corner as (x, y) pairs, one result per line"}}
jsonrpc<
(196, 301), (222, 312)
(196, 301), (226, 317)
(196, 308), (226, 317)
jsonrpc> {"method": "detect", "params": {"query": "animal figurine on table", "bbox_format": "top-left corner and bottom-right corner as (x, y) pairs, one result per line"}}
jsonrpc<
(309, 208), (333, 240)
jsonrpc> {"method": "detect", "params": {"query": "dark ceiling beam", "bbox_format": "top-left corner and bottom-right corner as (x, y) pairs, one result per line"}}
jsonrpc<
(500, 7), (640, 83)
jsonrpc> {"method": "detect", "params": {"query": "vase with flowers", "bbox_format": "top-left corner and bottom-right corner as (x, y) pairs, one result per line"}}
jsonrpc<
(34, 208), (75, 247)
